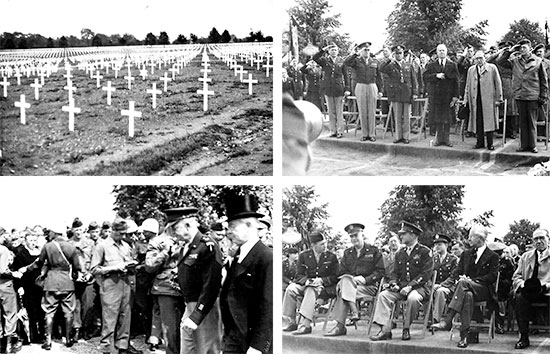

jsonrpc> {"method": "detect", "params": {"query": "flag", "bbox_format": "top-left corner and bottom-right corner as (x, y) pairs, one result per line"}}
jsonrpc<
(545, 19), (548, 45)
(289, 15), (300, 62)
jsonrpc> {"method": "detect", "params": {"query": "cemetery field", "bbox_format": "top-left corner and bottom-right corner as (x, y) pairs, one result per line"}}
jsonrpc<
(0, 51), (272, 176)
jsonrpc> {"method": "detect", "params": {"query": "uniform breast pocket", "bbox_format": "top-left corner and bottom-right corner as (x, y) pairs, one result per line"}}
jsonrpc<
(241, 272), (256, 289)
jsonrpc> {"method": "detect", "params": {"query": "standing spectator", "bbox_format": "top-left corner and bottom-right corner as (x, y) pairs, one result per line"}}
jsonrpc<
(300, 60), (323, 110)
(464, 50), (503, 150)
(282, 68), (295, 98)
(380, 45), (418, 144)
(100, 222), (112, 240)
(424, 44), (460, 147)
(457, 45), (475, 98)
(90, 219), (142, 354)
(221, 193), (273, 353)
(487, 241), (514, 334)
(344, 42), (383, 142)
(313, 44), (347, 138)
(497, 39), (548, 153)
(287, 59), (304, 100)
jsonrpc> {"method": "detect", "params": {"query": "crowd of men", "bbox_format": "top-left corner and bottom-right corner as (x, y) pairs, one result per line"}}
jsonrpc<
(283, 38), (550, 152)
(0, 193), (273, 354)
(282, 221), (549, 350)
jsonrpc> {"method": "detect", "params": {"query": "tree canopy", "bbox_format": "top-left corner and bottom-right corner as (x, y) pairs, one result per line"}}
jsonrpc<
(499, 19), (546, 46)
(504, 219), (540, 253)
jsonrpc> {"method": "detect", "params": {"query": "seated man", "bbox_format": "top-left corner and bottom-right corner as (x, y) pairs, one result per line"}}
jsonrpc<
(431, 225), (499, 348)
(282, 248), (299, 292)
(370, 221), (433, 341)
(282, 231), (338, 335)
(512, 228), (550, 350)
(432, 234), (458, 324)
(324, 223), (385, 336)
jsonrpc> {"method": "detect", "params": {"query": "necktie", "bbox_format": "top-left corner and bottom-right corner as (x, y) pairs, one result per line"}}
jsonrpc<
(531, 250), (539, 280)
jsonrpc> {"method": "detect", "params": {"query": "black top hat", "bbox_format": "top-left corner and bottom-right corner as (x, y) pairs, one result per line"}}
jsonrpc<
(224, 193), (264, 222)
(163, 207), (199, 224)
(433, 234), (451, 244)
(356, 42), (372, 49)
(344, 223), (365, 236)
(398, 221), (422, 235)
(308, 231), (324, 244)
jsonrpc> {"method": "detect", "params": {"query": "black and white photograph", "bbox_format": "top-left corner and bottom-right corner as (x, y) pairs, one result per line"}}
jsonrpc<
(282, 182), (550, 353)
(0, 182), (273, 354)
(0, 0), (274, 176)
(282, 0), (550, 176)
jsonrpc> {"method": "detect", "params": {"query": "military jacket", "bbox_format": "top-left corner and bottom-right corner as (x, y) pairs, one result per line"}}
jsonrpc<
(177, 232), (222, 325)
(343, 54), (383, 91)
(379, 59), (418, 103)
(312, 49), (346, 97)
(295, 249), (338, 288)
(390, 243), (433, 290)
(145, 232), (182, 297)
(433, 252), (458, 284)
(339, 244), (385, 285)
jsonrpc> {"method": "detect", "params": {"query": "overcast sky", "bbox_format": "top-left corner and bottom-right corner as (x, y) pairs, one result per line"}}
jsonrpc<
(289, 180), (550, 244)
(282, 0), (549, 50)
(1, 0), (275, 41)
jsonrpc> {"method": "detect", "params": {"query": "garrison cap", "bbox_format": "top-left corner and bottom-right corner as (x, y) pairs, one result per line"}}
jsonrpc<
(102, 221), (111, 229)
(356, 42), (372, 49)
(72, 217), (83, 228)
(163, 207), (199, 224)
(308, 231), (325, 244)
(433, 234), (451, 244)
(88, 221), (99, 231)
(344, 223), (365, 236)
(398, 221), (422, 235)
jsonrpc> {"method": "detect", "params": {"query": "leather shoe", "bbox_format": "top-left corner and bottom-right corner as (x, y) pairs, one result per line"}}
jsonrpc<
(361, 136), (370, 141)
(329, 133), (337, 138)
(369, 137), (376, 142)
(149, 343), (159, 351)
(282, 323), (298, 332)
(431, 320), (451, 331)
(370, 330), (392, 341)
(531, 147), (538, 153)
(516, 147), (527, 152)
(402, 139), (410, 144)
(41, 342), (52, 350)
(445, 142), (453, 147)
(292, 325), (312, 335)
(514, 337), (530, 349)
(336, 133), (343, 139)
(324, 325), (347, 337)
(457, 337), (468, 348)
(120, 345), (143, 354)
(434, 142), (443, 146)
(474, 144), (484, 149)
(401, 328), (411, 340)
(488, 145), (495, 151)
(393, 138), (402, 144)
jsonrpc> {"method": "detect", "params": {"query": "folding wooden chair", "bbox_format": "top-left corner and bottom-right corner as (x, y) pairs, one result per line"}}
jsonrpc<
(450, 272), (500, 343)
(343, 96), (359, 134)
(411, 97), (429, 141)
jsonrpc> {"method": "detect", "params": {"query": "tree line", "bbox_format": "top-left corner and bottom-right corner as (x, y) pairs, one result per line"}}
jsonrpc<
(0, 27), (272, 50)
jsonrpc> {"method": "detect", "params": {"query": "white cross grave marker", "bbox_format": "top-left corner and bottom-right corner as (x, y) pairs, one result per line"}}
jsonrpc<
(242, 73), (258, 95)
(124, 69), (134, 90)
(64, 82), (77, 102)
(237, 66), (248, 82)
(197, 85), (214, 112)
(30, 78), (42, 100)
(146, 83), (162, 109)
(14, 94), (30, 125)
(93, 70), (103, 88)
(169, 66), (178, 80)
(39, 69), (46, 86)
(62, 98), (81, 132)
(114, 66), (120, 79)
(102, 81), (116, 105)
(139, 68), (148, 80)
(160, 72), (172, 92)
(1, 77), (10, 98)
(121, 101), (142, 138)
(14, 70), (22, 85)
(263, 55), (273, 77)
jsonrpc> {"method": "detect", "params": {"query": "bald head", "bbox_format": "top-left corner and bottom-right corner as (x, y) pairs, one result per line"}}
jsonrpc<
(437, 44), (447, 60)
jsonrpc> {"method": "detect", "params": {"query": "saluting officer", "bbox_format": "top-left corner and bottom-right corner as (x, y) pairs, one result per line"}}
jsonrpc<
(344, 41), (383, 142)
(431, 234), (458, 324)
(370, 221), (433, 341)
(324, 223), (385, 337)
(174, 207), (223, 354)
(282, 231), (338, 335)
(380, 45), (419, 144)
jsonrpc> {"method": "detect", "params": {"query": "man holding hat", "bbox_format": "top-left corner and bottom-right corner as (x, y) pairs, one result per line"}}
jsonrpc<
(370, 221), (433, 341)
(431, 234), (458, 324)
(170, 207), (223, 354)
(324, 223), (385, 337)
(344, 41), (383, 142)
(90, 218), (141, 354)
(511, 228), (550, 349)
(380, 45), (419, 144)
(220, 193), (272, 354)
(24, 223), (81, 350)
(282, 231), (338, 336)
(431, 224), (499, 348)
(497, 38), (548, 153)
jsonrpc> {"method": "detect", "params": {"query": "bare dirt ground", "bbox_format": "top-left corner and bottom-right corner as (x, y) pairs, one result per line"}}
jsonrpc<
(0, 52), (272, 176)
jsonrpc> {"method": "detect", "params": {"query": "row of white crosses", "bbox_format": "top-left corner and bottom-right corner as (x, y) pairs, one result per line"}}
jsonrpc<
(197, 51), (214, 111)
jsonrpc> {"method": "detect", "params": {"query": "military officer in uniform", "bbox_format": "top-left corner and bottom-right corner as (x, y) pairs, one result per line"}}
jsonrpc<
(220, 193), (273, 354)
(343, 41), (383, 141)
(282, 231), (338, 335)
(370, 221), (433, 341)
(301, 59), (323, 110)
(431, 225), (499, 348)
(324, 223), (385, 337)
(173, 207), (223, 354)
(90, 219), (141, 354)
(431, 234), (458, 324)
(380, 45), (419, 144)
(145, 210), (187, 354)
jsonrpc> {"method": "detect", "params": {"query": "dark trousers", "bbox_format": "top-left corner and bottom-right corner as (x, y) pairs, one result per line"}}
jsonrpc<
(156, 295), (184, 354)
(515, 292), (549, 334)
(516, 100), (539, 149)
(448, 279), (491, 331)
(22, 284), (45, 342)
(476, 113), (493, 147)
(435, 123), (451, 144)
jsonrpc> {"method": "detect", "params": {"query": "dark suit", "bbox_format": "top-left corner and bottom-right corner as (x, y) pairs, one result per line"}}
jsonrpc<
(447, 246), (499, 332)
(424, 58), (460, 144)
(220, 240), (272, 354)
